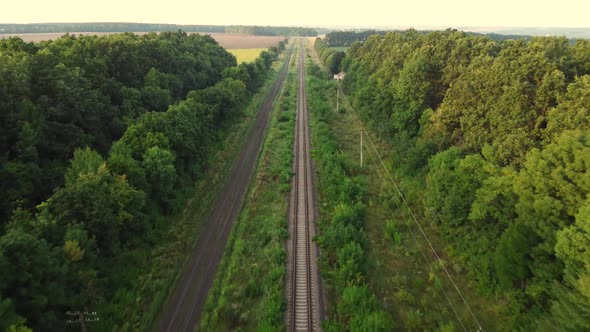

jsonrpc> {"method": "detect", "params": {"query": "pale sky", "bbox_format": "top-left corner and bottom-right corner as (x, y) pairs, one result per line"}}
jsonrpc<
(1, 0), (589, 28)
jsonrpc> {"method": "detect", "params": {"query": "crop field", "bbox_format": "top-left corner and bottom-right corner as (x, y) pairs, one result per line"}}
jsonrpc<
(228, 48), (265, 63)
(207, 33), (284, 48)
(0, 32), (284, 49)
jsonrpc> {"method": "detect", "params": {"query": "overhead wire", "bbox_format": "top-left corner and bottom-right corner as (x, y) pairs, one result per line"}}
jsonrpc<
(335, 81), (484, 331)
(370, 153), (467, 331)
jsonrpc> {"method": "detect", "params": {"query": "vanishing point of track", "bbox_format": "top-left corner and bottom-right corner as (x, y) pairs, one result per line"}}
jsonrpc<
(287, 39), (321, 332)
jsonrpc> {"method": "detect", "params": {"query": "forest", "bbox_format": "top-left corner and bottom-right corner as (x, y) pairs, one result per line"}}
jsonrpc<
(0, 30), (285, 331)
(323, 30), (539, 49)
(323, 30), (388, 47)
(314, 38), (345, 75)
(334, 29), (590, 330)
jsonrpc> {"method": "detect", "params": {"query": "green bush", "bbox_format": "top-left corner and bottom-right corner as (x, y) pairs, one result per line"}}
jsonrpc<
(307, 70), (394, 330)
(385, 219), (402, 246)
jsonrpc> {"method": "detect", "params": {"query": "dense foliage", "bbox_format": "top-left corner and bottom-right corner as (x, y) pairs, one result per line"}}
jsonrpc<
(0, 31), (238, 223)
(308, 63), (394, 330)
(324, 30), (387, 47)
(314, 38), (345, 75)
(323, 29), (542, 48)
(0, 31), (285, 330)
(339, 29), (590, 329)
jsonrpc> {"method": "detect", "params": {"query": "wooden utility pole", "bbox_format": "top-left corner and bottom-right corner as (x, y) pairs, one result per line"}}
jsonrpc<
(360, 129), (363, 167)
(336, 87), (339, 112)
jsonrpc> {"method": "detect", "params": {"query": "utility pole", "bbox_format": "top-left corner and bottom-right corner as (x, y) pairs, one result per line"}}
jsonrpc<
(360, 129), (363, 167)
(336, 87), (339, 113)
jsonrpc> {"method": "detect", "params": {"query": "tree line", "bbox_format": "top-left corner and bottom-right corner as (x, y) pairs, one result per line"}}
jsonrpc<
(314, 38), (345, 75)
(0, 23), (318, 36)
(323, 30), (539, 48)
(0, 23), (226, 34)
(0, 30), (286, 330)
(225, 25), (318, 36)
(338, 29), (590, 330)
(323, 30), (388, 47)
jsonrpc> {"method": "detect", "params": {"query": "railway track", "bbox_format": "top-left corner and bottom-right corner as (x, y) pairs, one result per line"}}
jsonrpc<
(287, 39), (321, 332)
(153, 45), (294, 332)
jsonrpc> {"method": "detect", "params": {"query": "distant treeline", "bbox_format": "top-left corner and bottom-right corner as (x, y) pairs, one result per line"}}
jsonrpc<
(486, 27), (590, 39)
(0, 23), (225, 34)
(0, 23), (317, 36)
(324, 29), (541, 47)
(225, 25), (318, 36)
(324, 30), (388, 46)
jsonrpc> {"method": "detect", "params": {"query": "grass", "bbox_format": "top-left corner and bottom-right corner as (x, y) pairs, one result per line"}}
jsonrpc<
(308, 42), (510, 331)
(199, 43), (298, 331)
(92, 46), (294, 332)
(228, 48), (267, 63)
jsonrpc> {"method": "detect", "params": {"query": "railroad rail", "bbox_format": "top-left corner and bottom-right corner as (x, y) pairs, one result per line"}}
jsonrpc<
(287, 39), (321, 332)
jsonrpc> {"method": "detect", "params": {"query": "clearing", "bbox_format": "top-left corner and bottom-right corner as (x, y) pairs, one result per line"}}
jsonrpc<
(228, 48), (266, 63)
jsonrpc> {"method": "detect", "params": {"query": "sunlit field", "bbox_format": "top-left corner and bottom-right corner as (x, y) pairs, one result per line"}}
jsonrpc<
(228, 48), (266, 63)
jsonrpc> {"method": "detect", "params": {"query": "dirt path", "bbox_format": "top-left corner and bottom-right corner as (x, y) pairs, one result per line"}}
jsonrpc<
(152, 46), (294, 332)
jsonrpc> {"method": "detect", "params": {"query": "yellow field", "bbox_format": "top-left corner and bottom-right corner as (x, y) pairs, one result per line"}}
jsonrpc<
(228, 48), (266, 63)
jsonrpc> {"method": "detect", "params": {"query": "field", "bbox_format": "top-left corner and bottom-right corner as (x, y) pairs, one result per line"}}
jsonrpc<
(207, 33), (284, 48)
(228, 48), (265, 63)
(0, 32), (285, 48)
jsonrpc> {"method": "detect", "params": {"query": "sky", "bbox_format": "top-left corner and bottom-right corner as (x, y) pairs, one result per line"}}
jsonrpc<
(1, 0), (589, 28)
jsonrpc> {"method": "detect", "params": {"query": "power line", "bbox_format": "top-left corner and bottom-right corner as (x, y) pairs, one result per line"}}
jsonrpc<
(336, 82), (484, 331)
(341, 95), (466, 331)
(371, 155), (467, 332)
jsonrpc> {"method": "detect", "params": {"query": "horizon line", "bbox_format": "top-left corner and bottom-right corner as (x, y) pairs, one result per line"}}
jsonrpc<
(0, 22), (589, 30)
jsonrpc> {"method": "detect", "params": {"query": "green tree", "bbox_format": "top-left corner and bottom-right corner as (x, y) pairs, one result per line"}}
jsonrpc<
(514, 130), (590, 302)
(494, 223), (534, 290)
(0, 296), (26, 331)
(142, 146), (177, 209)
(545, 75), (590, 140)
(107, 141), (148, 192)
(48, 153), (145, 255)
(542, 199), (590, 330)
(0, 228), (67, 330)
(426, 149), (485, 227)
(64, 147), (104, 186)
